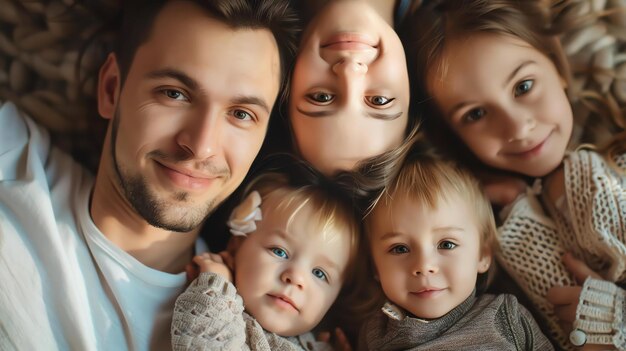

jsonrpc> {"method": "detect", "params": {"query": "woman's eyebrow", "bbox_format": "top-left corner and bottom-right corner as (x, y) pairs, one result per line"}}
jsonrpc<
(296, 107), (402, 120)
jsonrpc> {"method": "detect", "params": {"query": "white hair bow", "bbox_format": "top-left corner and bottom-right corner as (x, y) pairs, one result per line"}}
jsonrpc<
(227, 190), (263, 237)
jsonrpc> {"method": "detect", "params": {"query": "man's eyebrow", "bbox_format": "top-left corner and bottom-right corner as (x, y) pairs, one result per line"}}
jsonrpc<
(296, 107), (403, 120)
(503, 60), (536, 89)
(146, 68), (199, 91)
(232, 95), (270, 114)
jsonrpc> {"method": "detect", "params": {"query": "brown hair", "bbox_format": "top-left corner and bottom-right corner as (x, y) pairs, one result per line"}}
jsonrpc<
(402, 0), (625, 171)
(114, 0), (299, 101)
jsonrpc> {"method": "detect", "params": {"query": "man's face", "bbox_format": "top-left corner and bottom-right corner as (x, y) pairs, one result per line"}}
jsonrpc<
(105, 1), (280, 232)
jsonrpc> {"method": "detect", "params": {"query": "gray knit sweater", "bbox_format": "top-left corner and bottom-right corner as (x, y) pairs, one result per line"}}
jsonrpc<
(172, 272), (333, 351)
(358, 293), (553, 351)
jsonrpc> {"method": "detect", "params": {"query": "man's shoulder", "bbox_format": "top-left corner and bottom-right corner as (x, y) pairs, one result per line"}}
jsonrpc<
(0, 101), (31, 154)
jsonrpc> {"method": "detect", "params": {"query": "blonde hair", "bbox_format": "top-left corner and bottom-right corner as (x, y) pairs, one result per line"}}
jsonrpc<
(242, 171), (360, 280)
(368, 157), (498, 256)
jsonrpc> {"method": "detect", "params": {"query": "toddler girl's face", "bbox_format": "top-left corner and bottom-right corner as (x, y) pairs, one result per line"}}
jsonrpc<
(428, 33), (573, 178)
(234, 192), (351, 336)
(368, 194), (490, 319)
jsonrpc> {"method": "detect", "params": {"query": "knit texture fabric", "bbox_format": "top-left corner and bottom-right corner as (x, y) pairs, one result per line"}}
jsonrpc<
(498, 149), (626, 350)
(574, 277), (626, 348)
(358, 293), (553, 351)
(171, 272), (331, 351)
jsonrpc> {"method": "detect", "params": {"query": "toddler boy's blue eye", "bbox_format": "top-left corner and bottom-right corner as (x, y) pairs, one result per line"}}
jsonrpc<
(438, 241), (457, 250)
(464, 108), (486, 123)
(271, 248), (288, 259)
(312, 268), (327, 281)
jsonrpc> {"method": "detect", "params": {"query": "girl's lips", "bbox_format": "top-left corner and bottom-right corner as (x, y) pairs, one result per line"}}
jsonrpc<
(509, 134), (551, 160)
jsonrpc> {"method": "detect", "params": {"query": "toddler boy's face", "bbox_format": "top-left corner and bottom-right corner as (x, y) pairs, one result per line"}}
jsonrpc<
(234, 192), (351, 336)
(368, 193), (490, 319)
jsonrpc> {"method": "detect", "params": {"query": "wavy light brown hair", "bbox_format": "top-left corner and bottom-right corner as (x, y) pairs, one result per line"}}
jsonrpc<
(402, 0), (626, 173)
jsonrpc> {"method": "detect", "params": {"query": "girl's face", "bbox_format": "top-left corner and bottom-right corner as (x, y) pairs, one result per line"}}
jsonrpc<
(289, 1), (410, 175)
(429, 33), (573, 177)
(234, 192), (351, 336)
(368, 193), (490, 319)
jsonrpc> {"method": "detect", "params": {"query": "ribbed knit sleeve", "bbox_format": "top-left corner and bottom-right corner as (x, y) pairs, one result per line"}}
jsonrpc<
(172, 272), (247, 350)
(501, 294), (555, 350)
(574, 278), (626, 350)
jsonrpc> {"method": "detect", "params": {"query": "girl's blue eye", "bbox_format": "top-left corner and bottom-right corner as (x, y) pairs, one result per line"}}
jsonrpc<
(438, 241), (457, 250)
(307, 92), (335, 104)
(312, 268), (328, 281)
(464, 108), (486, 123)
(390, 245), (409, 254)
(514, 80), (534, 96)
(271, 247), (288, 259)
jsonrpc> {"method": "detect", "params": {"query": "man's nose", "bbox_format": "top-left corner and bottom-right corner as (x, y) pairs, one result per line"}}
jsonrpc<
(175, 109), (221, 159)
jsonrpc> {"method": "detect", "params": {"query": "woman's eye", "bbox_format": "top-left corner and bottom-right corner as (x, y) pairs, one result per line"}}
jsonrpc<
(307, 92), (335, 104)
(389, 245), (409, 254)
(438, 241), (457, 250)
(270, 247), (288, 259)
(312, 268), (328, 281)
(163, 89), (188, 101)
(463, 108), (486, 123)
(368, 95), (394, 106)
(514, 79), (534, 97)
(232, 109), (253, 121)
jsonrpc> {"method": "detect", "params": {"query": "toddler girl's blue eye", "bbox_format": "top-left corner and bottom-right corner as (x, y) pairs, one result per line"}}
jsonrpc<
(390, 245), (409, 254)
(312, 268), (327, 281)
(438, 241), (457, 250)
(271, 248), (288, 259)
(514, 80), (534, 96)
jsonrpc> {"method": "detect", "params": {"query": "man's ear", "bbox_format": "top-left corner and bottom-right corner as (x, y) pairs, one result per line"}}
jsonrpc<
(98, 53), (121, 120)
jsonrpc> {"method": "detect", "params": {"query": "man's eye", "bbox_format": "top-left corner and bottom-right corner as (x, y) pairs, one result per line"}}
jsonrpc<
(232, 109), (253, 121)
(163, 89), (188, 101)
(514, 79), (534, 97)
(307, 92), (335, 104)
(438, 241), (457, 250)
(270, 247), (288, 259)
(463, 108), (486, 123)
(389, 245), (409, 254)
(367, 96), (394, 106)
(312, 268), (328, 281)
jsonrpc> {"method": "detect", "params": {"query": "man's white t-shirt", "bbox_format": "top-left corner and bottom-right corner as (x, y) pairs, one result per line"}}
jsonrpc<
(0, 102), (207, 350)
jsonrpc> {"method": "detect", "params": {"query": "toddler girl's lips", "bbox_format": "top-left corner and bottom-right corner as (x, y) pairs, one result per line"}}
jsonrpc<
(267, 294), (299, 312)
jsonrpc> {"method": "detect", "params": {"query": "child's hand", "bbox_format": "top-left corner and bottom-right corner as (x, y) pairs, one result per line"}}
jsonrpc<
(476, 171), (526, 206)
(547, 253), (605, 350)
(317, 327), (352, 351)
(193, 252), (233, 282)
